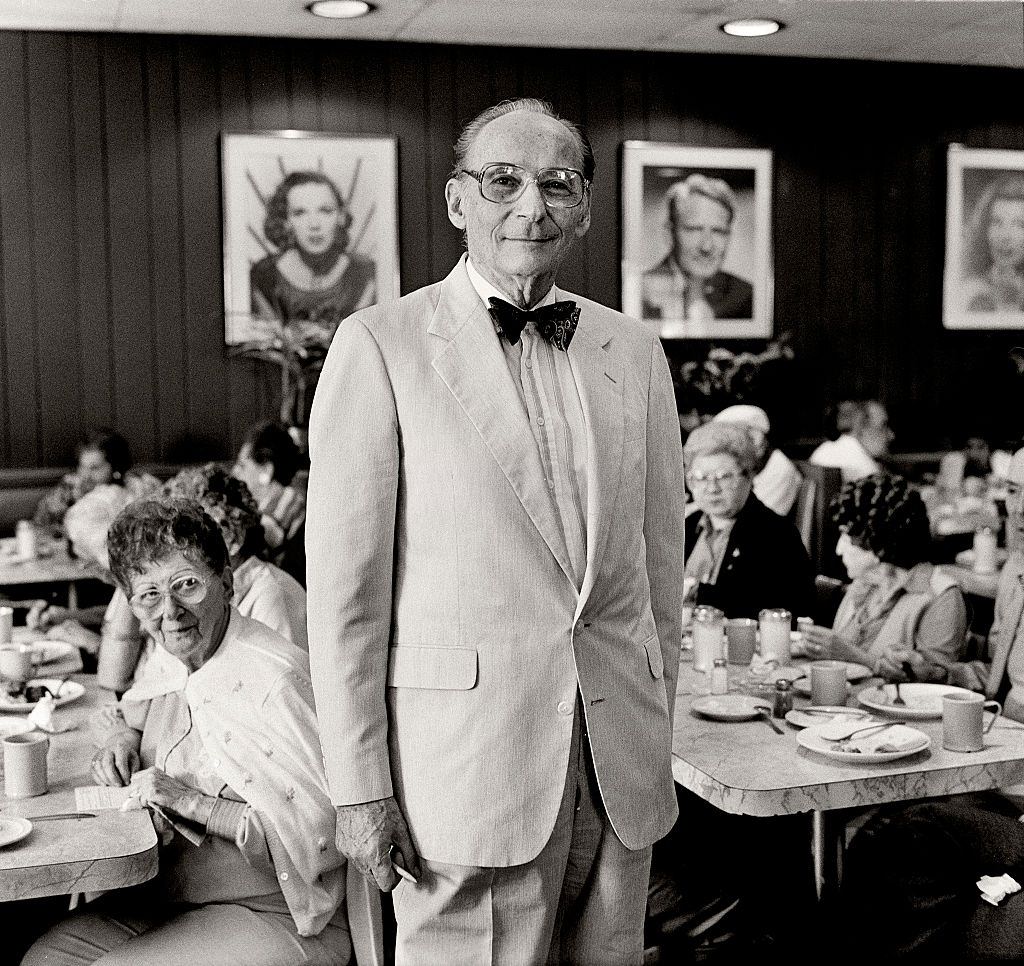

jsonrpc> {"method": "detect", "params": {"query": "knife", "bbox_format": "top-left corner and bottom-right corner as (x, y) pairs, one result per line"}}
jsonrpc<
(28, 812), (96, 822)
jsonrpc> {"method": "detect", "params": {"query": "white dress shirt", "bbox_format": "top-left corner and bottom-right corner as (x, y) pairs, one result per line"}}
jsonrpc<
(809, 433), (880, 483)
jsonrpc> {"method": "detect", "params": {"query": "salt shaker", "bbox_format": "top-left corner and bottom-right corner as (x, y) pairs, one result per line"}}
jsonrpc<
(772, 679), (794, 719)
(15, 520), (36, 559)
(711, 658), (728, 695)
(973, 526), (997, 575)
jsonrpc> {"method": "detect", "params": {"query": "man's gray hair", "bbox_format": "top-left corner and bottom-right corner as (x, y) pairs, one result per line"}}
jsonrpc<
(450, 98), (595, 182)
(665, 173), (736, 228)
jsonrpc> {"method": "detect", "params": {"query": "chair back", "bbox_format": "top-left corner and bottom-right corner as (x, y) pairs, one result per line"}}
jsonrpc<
(793, 461), (844, 578)
(346, 862), (386, 966)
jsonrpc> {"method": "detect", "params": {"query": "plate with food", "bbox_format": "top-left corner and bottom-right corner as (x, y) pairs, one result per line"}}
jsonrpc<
(792, 662), (873, 696)
(0, 678), (85, 713)
(691, 695), (769, 722)
(0, 817), (32, 848)
(857, 682), (977, 720)
(785, 706), (870, 729)
(797, 722), (931, 763)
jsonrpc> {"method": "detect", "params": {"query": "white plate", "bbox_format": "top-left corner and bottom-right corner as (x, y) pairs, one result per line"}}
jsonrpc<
(0, 817), (33, 848)
(0, 678), (85, 713)
(798, 724), (931, 763)
(785, 706), (870, 729)
(691, 694), (769, 722)
(0, 718), (34, 739)
(792, 662), (872, 696)
(857, 682), (977, 720)
(26, 640), (77, 666)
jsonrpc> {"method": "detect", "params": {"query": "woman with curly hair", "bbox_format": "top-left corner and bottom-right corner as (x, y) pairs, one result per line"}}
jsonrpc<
(249, 170), (376, 333)
(802, 473), (967, 682)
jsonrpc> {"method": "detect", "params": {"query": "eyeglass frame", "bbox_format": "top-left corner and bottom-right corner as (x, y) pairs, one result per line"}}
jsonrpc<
(458, 163), (591, 209)
(684, 468), (748, 488)
(128, 572), (212, 618)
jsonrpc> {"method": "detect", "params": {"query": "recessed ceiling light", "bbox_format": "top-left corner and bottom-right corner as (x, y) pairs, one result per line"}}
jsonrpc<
(306, 1), (375, 19)
(720, 18), (783, 38)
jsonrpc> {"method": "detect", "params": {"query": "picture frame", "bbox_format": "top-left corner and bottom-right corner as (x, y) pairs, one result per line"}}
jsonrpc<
(943, 145), (1024, 330)
(621, 142), (773, 340)
(221, 130), (400, 347)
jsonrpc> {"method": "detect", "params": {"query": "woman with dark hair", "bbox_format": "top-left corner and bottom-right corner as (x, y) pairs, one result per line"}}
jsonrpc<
(960, 172), (1024, 313)
(802, 473), (967, 682)
(250, 170), (376, 332)
(232, 422), (307, 586)
(22, 498), (349, 966)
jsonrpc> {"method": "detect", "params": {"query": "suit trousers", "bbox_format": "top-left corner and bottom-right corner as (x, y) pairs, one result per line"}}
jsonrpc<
(393, 699), (652, 966)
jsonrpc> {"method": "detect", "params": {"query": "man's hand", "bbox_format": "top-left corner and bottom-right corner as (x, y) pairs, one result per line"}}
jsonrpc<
(876, 649), (928, 683)
(335, 796), (420, 892)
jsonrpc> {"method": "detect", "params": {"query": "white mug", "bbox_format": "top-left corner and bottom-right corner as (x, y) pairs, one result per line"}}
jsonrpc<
(3, 731), (49, 798)
(810, 661), (848, 706)
(0, 606), (12, 646)
(0, 644), (32, 684)
(942, 692), (1001, 753)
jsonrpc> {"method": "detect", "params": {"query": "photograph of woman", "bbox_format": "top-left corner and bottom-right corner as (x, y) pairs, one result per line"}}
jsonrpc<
(944, 147), (1024, 329)
(250, 170), (376, 334)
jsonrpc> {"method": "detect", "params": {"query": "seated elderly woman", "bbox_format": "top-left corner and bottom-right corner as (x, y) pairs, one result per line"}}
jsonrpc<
(97, 465), (307, 693)
(23, 498), (348, 966)
(683, 421), (814, 619)
(802, 473), (968, 682)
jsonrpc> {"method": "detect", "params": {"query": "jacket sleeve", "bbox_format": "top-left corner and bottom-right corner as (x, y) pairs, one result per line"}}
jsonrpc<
(644, 338), (685, 722)
(914, 587), (968, 682)
(306, 316), (399, 805)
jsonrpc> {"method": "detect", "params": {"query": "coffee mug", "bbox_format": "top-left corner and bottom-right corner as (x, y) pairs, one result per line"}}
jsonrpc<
(3, 731), (49, 798)
(726, 618), (757, 665)
(810, 660), (848, 706)
(942, 692), (1001, 752)
(0, 644), (32, 684)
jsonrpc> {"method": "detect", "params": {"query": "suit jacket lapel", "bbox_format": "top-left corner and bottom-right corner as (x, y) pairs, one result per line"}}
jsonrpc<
(991, 573), (1024, 697)
(429, 260), (577, 588)
(567, 298), (624, 614)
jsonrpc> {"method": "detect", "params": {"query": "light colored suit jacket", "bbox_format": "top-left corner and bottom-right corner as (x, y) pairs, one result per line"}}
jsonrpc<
(306, 257), (685, 867)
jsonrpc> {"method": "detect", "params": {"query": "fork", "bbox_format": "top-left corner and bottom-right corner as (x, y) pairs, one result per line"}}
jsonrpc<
(892, 682), (907, 706)
(754, 706), (784, 735)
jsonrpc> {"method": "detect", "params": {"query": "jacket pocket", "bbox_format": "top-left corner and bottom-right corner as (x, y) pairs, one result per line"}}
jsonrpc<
(387, 645), (478, 690)
(642, 634), (664, 679)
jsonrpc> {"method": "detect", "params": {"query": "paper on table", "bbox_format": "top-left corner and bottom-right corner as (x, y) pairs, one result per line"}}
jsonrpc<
(75, 785), (134, 811)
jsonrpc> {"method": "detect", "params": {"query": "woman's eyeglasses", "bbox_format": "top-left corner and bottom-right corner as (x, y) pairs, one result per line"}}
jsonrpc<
(459, 163), (589, 209)
(685, 469), (745, 488)
(129, 574), (210, 617)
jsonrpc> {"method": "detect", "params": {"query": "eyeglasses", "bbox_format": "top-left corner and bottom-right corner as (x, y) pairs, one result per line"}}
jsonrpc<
(686, 469), (745, 488)
(129, 573), (210, 617)
(460, 163), (589, 209)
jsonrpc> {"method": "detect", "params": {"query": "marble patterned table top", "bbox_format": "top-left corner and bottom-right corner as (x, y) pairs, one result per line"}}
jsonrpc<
(0, 674), (158, 901)
(672, 660), (1024, 817)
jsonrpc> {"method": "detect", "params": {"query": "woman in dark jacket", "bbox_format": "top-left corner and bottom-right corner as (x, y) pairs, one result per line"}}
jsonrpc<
(683, 421), (814, 620)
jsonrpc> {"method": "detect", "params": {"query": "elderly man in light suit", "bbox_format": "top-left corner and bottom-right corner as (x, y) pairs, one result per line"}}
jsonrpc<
(306, 98), (684, 965)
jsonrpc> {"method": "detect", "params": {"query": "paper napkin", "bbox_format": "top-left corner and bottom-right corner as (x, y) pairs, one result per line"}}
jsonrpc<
(27, 694), (75, 734)
(841, 724), (923, 755)
(977, 874), (1021, 906)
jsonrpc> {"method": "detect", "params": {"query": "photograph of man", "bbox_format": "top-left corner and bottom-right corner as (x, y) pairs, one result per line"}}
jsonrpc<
(641, 172), (754, 326)
(306, 97), (685, 966)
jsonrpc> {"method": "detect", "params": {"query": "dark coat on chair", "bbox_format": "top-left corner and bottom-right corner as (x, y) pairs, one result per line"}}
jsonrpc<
(685, 493), (816, 620)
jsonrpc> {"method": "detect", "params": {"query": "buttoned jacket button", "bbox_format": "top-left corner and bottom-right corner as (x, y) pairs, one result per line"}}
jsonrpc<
(557, 700), (573, 716)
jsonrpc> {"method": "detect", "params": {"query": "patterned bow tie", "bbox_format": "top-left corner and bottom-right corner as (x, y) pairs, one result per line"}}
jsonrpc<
(487, 297), (580, 351)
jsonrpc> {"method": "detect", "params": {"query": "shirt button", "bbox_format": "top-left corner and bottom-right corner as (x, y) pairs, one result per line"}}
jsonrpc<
(280, 872), (289, 881)
(536, 417), (545, 426)
(557, 700), (573, 716)
(547, 479), (555, 489)
(525, 360), (533, 370)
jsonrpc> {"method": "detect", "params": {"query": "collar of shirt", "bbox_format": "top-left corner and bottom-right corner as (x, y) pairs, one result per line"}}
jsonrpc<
(232, 555), (262, 603)
(465, 258), (557, 340)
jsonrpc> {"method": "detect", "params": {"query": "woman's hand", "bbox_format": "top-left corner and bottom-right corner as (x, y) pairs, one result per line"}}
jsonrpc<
(876, 649), (929, 683)
(91, 736), (142, 787)
(46, 619), (101, 654)
(128, 767), (215, 826)
(801, 624), (862, 664)
(27, 603), (68, 632)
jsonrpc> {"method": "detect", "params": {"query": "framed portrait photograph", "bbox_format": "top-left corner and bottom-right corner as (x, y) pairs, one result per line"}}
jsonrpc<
(621, 142), (773, 340)
(944, 145), (1024, 330)
(221, 130), (399, 347)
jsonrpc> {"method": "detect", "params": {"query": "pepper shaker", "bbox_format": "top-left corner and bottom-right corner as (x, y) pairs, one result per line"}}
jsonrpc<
(772, 679), (794, 719)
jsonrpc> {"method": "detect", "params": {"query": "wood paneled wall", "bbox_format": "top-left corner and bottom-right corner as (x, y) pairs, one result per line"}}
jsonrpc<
(1, 31), (1022, 468)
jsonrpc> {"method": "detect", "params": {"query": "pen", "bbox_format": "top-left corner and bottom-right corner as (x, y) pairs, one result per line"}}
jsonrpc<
(389, 844), (419, 884)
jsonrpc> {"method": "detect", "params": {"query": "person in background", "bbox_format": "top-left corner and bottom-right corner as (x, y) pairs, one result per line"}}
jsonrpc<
(809, 399), (894, 483)
(97, 464), (307, 694)
(802, 473), (967, 682)
(33, 428), (158, 539)
(231, 421), (307, 586)
(712, 404), (802, 517)
(683, 421), (814, 619)
(22, 498), (347, 966)
(641, 173), (753, 329)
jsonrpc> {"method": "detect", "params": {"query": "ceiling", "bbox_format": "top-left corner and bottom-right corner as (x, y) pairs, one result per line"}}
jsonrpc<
(3, 0), (1023, 68)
